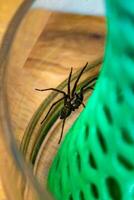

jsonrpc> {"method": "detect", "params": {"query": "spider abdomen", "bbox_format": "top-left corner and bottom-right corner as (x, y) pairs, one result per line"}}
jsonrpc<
(60, 103), (72, 119)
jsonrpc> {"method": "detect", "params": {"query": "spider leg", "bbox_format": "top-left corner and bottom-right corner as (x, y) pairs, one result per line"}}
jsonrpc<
(35, 88), (66, 96)
(67, 67), (73, 98)
(78, 77), (97, 108)
(41, 96), (65, 124)
(82, 102), (86, 108)
(58, 118), (66, 144)
(80, 76), (97, 93)
(71, 62), (88, 97)
(82, 86), (94, 93)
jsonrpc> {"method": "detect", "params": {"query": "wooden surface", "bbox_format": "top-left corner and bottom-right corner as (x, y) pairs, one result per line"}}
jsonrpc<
(0, 2), (22, 199)
(8, 13), (105, 144)
(8, 12), (105, 193)
(0, 0), (25, 45)
(0, 2), (52, 199)
(0, 2), (106, 199)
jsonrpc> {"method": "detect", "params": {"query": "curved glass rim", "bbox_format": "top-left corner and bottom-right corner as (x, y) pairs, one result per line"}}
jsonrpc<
(0, 0), (103, 199)
(0, 0), (52, 199)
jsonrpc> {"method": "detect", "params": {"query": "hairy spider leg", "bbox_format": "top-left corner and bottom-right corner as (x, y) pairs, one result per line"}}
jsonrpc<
(67, 67), (73, 98)
(71, 62), (88, 97)
(74, 76), (97, 108)
(35, 88), (66, 96)
(74, 92), (86, 108)
(81, 102), (86, 108)
(41, 96), (65, 124)
(80, 76), (97, 94)
(58, 118), (66, 144)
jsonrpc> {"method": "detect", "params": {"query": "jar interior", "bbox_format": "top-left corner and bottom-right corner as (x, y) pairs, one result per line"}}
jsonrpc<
(1, 6), (105, 200)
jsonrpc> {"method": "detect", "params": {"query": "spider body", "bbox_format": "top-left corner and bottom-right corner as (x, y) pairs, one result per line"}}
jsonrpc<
(36, 63), (96, 143)
(60, 100), (72, 119)
(71, 92), (84, 110)
(60, 92), (83, 119)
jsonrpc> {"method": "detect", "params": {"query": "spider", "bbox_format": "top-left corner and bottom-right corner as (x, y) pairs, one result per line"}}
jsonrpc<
(35, 63), (96, 143)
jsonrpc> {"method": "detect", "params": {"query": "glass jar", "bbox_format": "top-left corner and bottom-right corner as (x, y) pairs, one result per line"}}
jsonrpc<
(0, 1), (105, 199)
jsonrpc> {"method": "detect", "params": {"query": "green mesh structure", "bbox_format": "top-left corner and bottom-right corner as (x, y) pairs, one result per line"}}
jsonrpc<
(48, 0), (134, 199)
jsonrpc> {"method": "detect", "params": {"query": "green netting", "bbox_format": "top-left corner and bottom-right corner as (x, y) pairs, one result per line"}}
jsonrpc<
(48, 0), (134, 199)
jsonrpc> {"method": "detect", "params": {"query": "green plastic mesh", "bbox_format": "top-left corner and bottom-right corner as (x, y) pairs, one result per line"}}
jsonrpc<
(48, 0), (134, 199)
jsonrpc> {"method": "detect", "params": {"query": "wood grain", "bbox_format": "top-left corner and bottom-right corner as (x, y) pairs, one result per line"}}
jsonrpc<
(8, 12), (105, 191)
(7, 13), (105, 145)
(0, 5), (106, 199)
(0, 0), (22, 45)
(0, 1), (23, 199)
